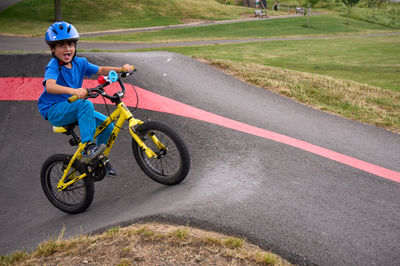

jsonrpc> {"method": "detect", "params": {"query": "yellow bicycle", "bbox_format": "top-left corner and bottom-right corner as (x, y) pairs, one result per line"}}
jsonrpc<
(40, 68), (190, 214)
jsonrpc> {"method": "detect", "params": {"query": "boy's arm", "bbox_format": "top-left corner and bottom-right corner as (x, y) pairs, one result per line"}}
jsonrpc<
(45, 79), (87, 99)
(97, 64), (133, 75)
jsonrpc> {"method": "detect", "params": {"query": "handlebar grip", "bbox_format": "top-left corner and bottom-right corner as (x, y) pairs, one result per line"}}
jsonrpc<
(120, 65), (135, 72)
(67, 95), (79, 103)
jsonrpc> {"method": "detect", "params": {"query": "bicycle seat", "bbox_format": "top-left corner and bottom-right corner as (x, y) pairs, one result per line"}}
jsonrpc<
(53, 122), (78, 133)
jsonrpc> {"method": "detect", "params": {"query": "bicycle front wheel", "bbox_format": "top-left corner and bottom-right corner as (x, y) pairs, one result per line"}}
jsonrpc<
(132, 121), (190, 185)
(40, 154), (94, 214)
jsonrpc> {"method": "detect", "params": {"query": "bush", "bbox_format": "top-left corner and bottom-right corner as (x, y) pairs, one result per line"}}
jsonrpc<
(351, 2), (400, 28)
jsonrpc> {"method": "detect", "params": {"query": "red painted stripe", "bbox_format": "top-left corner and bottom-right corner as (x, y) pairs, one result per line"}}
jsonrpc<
(1, 77), (399, 183)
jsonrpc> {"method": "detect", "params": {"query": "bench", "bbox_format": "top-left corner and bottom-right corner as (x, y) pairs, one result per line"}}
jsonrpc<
(295, 7), (304, 14)
(254, 10), (266, 18)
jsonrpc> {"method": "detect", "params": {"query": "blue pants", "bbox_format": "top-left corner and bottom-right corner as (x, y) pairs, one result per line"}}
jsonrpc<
(47, 100), (113, 144)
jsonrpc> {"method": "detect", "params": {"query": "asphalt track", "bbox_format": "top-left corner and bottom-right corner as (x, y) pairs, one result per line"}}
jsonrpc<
(1, 52), (399, 265)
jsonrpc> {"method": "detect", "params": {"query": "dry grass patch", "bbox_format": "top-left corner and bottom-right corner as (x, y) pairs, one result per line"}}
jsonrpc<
(1, 222), (291, 266)
(204, 59), (400, 133)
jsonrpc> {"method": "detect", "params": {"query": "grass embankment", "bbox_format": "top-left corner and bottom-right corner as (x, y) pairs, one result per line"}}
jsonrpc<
(171, 35), (400, 91)
(84, 14), (399, 90)
(351, 5), (400, 29)
(174, 34), (400, 132)
(206, 59), (400, 133)
(0, 0), (253, 36)
(86, 14), (400, 132)
(85, 14), (395, 43)
(0, 222), (292, 266)
(334, 1), (400, 29)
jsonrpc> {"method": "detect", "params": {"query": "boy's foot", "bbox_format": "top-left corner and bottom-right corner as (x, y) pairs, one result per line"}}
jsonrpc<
(83, 143), (106, 164)
(105, 161), (117, 176)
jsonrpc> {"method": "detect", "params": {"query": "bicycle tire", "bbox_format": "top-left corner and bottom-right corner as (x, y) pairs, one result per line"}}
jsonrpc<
(40, 154), (94, 214)
(132, 121), (190, 185)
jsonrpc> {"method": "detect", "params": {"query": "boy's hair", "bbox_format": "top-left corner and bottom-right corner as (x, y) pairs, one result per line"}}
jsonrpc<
(48, 40), (77, 49)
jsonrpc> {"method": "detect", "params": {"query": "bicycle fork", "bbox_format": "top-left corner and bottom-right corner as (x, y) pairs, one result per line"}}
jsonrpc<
(57, 143), (87, 191)
(129, 119), (168, 157)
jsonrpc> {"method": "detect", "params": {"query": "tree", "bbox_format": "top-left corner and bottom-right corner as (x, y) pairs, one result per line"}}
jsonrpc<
(365, 0), (387, 8)
(54, 0), (62, 21)
(341, 0), (360, 24)
(365, 0), (387, 19)
(303, 0), (319, 27)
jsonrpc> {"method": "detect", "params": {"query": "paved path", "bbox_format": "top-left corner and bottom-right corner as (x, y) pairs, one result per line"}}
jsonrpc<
(0, 52), (399, 266)
(0, 0), (22, 12)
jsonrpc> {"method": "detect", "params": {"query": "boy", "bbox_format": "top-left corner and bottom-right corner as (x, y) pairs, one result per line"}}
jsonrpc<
(38, 21), (133, 175)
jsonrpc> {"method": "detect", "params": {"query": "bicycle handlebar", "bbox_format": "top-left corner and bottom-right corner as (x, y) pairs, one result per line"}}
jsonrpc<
(67, 67), (136, 103)
(67, 94), (79, 103)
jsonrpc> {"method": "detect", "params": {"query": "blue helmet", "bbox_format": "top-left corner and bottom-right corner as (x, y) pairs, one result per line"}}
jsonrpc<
(45, 21), (80, 45)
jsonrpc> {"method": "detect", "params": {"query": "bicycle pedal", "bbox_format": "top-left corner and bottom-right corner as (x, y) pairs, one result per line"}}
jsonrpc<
(82, 144), (106, 164)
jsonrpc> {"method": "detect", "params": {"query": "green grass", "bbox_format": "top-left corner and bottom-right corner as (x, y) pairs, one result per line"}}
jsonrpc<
(122, 35), (400, 92)
(121, 33), (400, 132)
(173, 228), (190, 241)
(351, 6), (400, 29)
(206, 59), (400, 132)
(224, 237), (245, 249)
(0, 0), (252, 36)
(81, 13), (400, 92)
(336, 1), (400, 29)
(85, 14), (395, 43)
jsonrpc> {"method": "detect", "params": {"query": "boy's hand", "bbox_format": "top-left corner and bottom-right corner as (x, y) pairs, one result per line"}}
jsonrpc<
(72, 88), (88, 99)
(121, 64), (134, 72)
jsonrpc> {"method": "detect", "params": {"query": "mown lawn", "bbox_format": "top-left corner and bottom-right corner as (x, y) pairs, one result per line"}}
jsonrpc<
(85, 14), (396, 42)
(121, 34), (400, 92)
(121, 34), (400, 132)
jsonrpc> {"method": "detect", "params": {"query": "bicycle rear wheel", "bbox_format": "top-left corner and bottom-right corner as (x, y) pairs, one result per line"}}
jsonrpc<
(132, 121), (190, 185)
(41, 154), (94, 214)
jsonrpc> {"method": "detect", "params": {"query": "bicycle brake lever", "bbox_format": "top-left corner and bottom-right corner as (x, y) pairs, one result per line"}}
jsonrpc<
(121, 68), (136, 78)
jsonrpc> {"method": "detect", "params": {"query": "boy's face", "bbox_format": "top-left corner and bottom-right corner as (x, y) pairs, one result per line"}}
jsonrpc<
(50, 41), (76, 64)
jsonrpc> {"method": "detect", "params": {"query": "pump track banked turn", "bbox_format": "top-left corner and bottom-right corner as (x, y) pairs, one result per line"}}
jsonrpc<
(0, 53), (399, 266)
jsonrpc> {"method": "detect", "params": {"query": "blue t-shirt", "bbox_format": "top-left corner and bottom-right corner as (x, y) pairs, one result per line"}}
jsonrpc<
(38, 56), (99, 119)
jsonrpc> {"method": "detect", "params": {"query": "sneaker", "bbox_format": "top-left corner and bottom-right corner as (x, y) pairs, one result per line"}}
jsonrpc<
(82, 143), (106, 164)
(104, 160), (117, 176)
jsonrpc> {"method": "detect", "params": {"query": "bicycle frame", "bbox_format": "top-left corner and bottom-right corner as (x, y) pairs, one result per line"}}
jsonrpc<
(57, 101), (166, 191)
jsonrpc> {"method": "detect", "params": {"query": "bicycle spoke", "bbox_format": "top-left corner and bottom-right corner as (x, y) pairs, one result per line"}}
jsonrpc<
(48, 161), (85, 206)
(141, 131), (182, 177)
